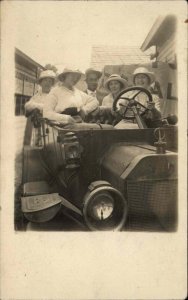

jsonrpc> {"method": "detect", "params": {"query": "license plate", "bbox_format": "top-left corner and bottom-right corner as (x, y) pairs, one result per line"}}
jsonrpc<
(21, 193), (62, 212)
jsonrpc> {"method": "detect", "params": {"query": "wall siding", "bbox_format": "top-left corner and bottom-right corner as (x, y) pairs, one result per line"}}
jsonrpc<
(15, 116), (27, 153)
(157, 34), (176, 63)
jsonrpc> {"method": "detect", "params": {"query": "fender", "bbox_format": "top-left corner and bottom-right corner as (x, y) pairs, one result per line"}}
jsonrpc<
(22, 145), (50, 184)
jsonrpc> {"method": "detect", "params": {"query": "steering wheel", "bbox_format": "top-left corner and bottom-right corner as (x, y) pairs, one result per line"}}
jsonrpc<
(113, 86), (153, 120)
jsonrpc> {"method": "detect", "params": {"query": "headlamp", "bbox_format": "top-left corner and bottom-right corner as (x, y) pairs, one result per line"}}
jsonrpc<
(83, 181), (128, 231)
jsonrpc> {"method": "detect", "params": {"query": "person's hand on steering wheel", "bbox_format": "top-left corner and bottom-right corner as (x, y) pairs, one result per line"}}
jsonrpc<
(145, 101), (161, 122)
(147, 101), (155, 110)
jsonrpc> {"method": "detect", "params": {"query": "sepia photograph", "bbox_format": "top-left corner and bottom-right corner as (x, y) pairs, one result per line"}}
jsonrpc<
(14, 7), (178, 233)
(1, 1), (187, 299)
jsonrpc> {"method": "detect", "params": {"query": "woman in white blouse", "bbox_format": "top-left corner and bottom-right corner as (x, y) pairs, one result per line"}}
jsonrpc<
(43, 69), (99, 124)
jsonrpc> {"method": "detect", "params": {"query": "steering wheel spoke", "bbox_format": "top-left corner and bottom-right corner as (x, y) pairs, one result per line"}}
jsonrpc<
(118, 103), (127, 108)
(131, 89), (142, 100)
(133, 100), (148, 110)
(118, 96), (133, 101)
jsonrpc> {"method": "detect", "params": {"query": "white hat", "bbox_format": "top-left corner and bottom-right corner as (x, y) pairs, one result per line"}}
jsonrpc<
(133, 67), (155, 84)
(38, 70), (56, 83)
(104, 74), (128, 92)
(58, 68), (83, 82)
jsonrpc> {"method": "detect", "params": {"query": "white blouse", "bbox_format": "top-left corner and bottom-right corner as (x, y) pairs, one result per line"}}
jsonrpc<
(102, 93), (114, 107)
(25, 91), (49, 113)
(43, 85), (99, 123)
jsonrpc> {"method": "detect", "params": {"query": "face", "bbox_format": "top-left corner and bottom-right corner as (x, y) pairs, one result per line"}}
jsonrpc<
(108, 80), (122, 95)
(64, 73), (80, 88)
(134, 74), (150, 88)
(86, 73), (99, 91)
(40, 78), (54, 93)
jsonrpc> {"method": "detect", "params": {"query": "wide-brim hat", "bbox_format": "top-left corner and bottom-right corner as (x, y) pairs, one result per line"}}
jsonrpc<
(38, 70), (56, 84)
(85, 68), (102, 79)
(58, 68), (83, 83)
(104, 74), (128, 92)
(133, 67), (155, 84)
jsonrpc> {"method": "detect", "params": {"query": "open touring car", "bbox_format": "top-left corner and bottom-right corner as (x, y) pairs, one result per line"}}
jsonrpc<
(19, 86), (178, 231)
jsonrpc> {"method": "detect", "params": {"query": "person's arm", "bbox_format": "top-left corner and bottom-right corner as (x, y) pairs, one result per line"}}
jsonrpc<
(152, 94), (161, 112)
(143, 99), (162, 128)
(80, 91), (99, 115)
(25, 95), (43, 113)
(43, 92), (75, 124)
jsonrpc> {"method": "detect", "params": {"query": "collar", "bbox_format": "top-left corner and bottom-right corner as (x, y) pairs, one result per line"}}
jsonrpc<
(61, 84), (76, 93)
(38, 90), (49, 96)
(87, 89), (96, 95)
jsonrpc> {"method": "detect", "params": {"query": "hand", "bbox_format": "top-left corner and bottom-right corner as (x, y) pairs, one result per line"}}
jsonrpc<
(66, 115), (76, 124)
(147, 101), (155, 110)
(144, 110), (153, 119)
(90, 107), (100, 117)
(26, 108), (41, 117)
(55, 116), (76, 128)
(62, 107), (78, 116)
(50, 116), (76, 128)
(79, 108), (86, 120)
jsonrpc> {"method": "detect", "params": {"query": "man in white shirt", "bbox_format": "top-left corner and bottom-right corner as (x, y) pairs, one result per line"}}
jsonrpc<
(43, 69), (99, 124)
(85, 68), (102, 98)
(25, 70), (56, 115)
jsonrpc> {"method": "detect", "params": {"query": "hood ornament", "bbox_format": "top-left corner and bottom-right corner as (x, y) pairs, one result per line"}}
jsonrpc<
(154, 128), (167, 154)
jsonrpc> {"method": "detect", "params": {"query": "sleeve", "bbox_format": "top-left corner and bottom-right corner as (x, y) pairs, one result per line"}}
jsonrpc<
(102, 95), (108, 106)
(25, 95), (43, 113)
(80, 91), (99, 114)
(152, 94), (161, 112)
(43, 91), (70, 124)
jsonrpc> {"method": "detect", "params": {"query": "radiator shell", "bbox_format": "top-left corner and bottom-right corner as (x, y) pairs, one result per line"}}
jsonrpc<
(101, 144), (178, 230)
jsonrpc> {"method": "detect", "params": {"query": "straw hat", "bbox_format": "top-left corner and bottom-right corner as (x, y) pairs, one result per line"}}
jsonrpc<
(85, 68), (102, 79)
(38, 70), (56, 83)
(133, 67), (155, 84)
(104, 74), (128, 92)
(58, 68), (83, 82)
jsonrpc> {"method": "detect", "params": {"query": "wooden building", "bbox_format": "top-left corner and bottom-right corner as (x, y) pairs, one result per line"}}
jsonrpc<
(15, 48), (44, 116)
(141, 15), (177, 116)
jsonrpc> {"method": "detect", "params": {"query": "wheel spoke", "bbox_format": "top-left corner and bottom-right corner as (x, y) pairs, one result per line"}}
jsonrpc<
(118, 103), (127, 107)
(123, 106), (129, 118)
(119, 96), (131, 101)
(134, 100), (147, 109)
(131, 90), (142, 100)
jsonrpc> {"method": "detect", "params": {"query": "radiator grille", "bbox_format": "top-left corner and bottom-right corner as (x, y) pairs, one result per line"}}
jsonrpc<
(127, 179), (177, 231)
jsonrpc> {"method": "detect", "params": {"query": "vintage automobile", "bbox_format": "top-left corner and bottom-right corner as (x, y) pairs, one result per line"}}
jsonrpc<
(19, 87), (178, 231)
